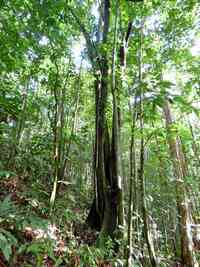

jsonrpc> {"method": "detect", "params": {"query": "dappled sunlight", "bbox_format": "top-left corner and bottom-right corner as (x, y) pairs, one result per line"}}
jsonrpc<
(1, 0), (200, 266)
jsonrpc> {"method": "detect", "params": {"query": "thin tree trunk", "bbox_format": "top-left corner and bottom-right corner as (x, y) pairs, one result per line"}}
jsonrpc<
(8, 84), (29, 169)
(50, 59), (68, 207)
(126, 93), (137, 267)
(61, 64), (82, 180)
(138, 20), (158, 267)
(188, 121), (200, 164)
(50, 62), (60, 207)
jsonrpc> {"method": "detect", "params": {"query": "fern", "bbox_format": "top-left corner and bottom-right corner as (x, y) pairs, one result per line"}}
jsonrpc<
(0, 229), (17, 261)
(0, 195), (16, 222)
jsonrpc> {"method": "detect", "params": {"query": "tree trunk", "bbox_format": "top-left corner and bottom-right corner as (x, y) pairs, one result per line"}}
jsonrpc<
(163, 100), (198, 267)
(126, 93), (137, 267)
(110, 0), (124, 234)
(138, 20), (158, 267)
(87, 0), (124, 246)
(8, 85), (28, 169)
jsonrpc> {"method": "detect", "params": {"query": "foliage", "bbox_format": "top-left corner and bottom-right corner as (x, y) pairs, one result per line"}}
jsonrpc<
(0, 229), (17, 261)
(0, 0), (200, 266)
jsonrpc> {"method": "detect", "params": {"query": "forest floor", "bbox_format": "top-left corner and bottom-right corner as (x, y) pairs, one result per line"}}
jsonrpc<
(0, 175), (103, 267)
(0, 175), (184, 267)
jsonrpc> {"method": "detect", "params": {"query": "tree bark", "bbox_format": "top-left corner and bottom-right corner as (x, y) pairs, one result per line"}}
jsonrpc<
(86, 1), (124, 245)
(126, 93), (137, 267)
(163, 100), (198, 267)
(138, 20), (158, 267)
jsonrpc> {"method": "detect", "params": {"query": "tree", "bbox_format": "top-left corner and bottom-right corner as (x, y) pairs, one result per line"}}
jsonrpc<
(163, 100), (198, 267)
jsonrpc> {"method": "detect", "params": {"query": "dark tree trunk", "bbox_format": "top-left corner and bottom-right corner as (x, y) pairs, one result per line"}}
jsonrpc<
(85, 0), (124, 246)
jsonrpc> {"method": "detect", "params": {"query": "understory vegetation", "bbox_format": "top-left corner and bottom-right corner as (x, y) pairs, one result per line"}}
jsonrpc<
(0, 0), (200, 266)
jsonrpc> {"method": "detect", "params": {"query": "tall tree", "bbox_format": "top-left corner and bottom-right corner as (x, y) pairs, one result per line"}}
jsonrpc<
(163, 100), (198, 267)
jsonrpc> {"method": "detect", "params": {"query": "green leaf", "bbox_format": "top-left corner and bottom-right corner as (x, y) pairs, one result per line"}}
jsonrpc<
(0, 230), (17, 261)
(0, 170), (16, 178)
(160, 80), (175, 89)
(3, 245), (12, 261)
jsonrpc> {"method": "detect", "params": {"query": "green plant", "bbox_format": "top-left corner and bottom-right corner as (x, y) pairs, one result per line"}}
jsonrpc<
(76, 241), (115, 267)
(18, 239), (62, 267)
(0, 228), (17, 261)
(0, 195), (18, 223)
(78, 245), (101, 267)
(0, 170), (16, 179)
